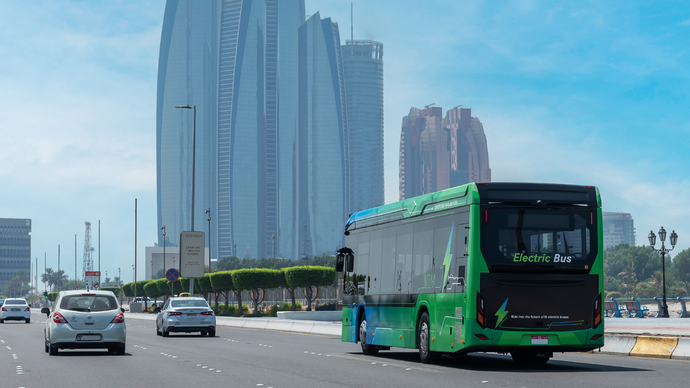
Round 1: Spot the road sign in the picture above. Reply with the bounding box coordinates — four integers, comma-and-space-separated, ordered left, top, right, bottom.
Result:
85, 271, 101, 290
179, 231, 205, 278
166, 268, 179, 282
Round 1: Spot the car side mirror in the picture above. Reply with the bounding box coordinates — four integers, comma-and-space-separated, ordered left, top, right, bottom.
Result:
41, 307, 50, 317
154, 307, 161, 313
121, 308, 125, 313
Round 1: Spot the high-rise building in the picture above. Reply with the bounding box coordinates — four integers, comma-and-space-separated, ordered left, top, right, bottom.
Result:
342, 40, 384, 214
445, 107, 491, 186
156, 0, 305, 261
399, 105, 490, 200
0, 218, 31, 293
294, 13, 349, 259
603, 212, 636, 249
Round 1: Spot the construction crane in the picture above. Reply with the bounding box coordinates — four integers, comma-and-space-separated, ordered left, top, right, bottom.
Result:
424, 103, 436, 109
83, 221, 95, 277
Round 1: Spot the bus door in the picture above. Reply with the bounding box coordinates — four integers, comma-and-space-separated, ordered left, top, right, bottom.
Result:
447, 211, 469, 347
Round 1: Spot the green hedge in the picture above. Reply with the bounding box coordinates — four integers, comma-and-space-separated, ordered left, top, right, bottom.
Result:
48, 292, 58, 302
122, 283, 133, 297
232, 268, 281, 291
101, 287, 121, 298
143, 280, 165, 299
284, 266, 335, 288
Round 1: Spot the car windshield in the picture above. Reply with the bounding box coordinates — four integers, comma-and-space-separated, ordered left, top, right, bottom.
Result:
60, 295, 118, 312
171, 299, 208, 308
5, 300, 27, 305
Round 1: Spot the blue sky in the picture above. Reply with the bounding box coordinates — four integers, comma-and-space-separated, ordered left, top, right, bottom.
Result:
1, 1, 689, 290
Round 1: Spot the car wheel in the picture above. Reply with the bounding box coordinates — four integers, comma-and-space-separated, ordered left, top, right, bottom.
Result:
162, 327, 169, 337
44, 341, 49, 353
156, 322, 162, 336
49, 344, 58, 356
116, 344, 126, 355
25, 318, 30, 324
0, 319, 4, 323
209, 330, 216, 337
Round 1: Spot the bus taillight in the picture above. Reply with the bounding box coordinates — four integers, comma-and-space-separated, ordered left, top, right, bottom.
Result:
477, 292, 486, 328
593, 293, 602, 328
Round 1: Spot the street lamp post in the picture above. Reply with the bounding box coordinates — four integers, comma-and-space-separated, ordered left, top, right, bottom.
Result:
648, 227, 678, 318
205, 208, 211, 272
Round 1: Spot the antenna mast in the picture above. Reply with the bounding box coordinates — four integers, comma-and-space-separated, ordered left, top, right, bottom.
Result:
83, 221, 94, 277
351, 2, 354, 54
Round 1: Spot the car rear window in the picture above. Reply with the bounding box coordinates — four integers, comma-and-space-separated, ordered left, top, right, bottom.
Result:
5, 300, 27, 305
60, 295, 118, 312
171, 299, 209, 308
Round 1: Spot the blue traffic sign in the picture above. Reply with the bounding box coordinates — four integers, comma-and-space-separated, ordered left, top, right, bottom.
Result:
166, 268, 179, 282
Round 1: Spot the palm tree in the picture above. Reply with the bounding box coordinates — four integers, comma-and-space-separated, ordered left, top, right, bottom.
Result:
41, 268, 55, 291
647, 270, 663, 297
618, 261, 637, 296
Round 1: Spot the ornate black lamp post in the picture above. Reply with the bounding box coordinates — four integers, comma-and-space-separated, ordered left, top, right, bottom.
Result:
648, 227, 678, 318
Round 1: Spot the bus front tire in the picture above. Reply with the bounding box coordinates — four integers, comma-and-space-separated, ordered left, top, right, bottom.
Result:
418, 312, 434, 364
359, 315, 379, 355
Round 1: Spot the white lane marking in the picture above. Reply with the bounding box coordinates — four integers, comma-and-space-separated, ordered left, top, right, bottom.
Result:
12, 354, 18, 360
1, 340, 4, 343
196, 364, 202, 367
6, 346, 12, 350
382, 364, 388, 367
406, 368, 412, 371
216, 370, 222, 373
202, 366, 208, 369
209, 368, 215, 371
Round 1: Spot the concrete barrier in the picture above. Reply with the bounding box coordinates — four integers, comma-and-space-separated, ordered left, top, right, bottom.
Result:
277, 311, 342, 321
597, 335, 637, 356
671, 337, 690, 360
630, 336, 678, 359
243, 319, 269, 330
310, 323, 341, 336
265, 320, 294, 332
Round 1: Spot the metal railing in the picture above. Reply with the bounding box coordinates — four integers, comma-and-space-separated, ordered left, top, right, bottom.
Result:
608, 297, 690, 318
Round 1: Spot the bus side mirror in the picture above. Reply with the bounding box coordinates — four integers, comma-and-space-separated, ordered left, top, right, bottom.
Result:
346, 253, 354, 272
336, 253, 345, 272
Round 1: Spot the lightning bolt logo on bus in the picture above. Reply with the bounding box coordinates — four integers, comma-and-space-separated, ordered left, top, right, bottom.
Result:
442, 223, 454, 291
495, 298, 509, 328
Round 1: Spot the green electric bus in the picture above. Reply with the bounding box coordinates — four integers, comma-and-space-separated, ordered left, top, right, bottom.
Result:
339, 182, 604, 364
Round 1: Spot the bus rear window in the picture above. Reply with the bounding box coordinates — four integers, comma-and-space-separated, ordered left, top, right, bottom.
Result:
481, 206, 597, 272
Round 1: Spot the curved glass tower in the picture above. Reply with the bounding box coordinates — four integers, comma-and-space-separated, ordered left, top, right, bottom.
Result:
157, 0, 306, 260
295, 13, 349, 259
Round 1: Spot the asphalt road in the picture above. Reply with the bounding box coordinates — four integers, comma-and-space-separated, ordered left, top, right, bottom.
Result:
2, 312, 690, 388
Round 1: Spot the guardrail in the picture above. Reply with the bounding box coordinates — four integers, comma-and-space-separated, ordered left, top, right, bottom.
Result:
609, 297, 690, 318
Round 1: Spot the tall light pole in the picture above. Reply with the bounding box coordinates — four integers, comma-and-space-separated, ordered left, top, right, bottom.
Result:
648, 227, 678, 318
58, 244, 61, 292
118, 267, 122, 305
205, 208, 211, 272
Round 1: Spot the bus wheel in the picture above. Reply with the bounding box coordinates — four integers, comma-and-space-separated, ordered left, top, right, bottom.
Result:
418, 312, 434, 364
359, 315, 379, 355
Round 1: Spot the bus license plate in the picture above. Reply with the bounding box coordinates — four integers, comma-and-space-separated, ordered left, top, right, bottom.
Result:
187, 314, 196, 319
531, 335, 548, 345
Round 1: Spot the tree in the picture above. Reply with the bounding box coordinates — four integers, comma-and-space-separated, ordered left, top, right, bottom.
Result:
209, 271, 235, 314
232, 269, 281, 314
618, 260, 637, 296
216, 256, 242, 271
152, 269, 166, 280
284, 266, 336, 311
279, 269, 297, 310
670, 249, 690, 284
143, 281, 165, 304
3, 270, 31, 298
41, 268, 55, 291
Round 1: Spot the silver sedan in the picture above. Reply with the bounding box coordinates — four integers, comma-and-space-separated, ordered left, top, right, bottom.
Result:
43, 290, 126, 355
156, 297, 216, 337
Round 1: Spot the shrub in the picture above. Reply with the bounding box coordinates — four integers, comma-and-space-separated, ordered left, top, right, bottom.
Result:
606, 291, 623, 299
101, 287, 121, 298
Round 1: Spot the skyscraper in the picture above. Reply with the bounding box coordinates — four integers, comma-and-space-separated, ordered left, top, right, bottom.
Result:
0, 218, 31, 293
156, 0, 305, 260
399, 105, 490, 200
603, 212, 636, 249
342, 40, 384, 214
294, 13, 349, 260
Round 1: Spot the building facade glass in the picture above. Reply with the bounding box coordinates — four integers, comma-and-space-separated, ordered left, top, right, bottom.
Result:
0, 218, 31, 293
157, 0, 305, 260
295, 13, 349, 259
603, 212, 636, 249
342, 40, 384, 214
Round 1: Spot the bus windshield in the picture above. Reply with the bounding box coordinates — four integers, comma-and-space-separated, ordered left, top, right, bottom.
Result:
481, 206, 597, 272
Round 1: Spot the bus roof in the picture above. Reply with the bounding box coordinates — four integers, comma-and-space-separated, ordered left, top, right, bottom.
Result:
345, 182, 600, 231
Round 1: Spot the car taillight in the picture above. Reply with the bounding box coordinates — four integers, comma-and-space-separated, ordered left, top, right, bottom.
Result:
53, 312, 68, 324
201, 311, 214, 316
110, 312, 125, 324
168, 311, 182, 316
1, 307, 6, 311
25, 307, 31, 312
